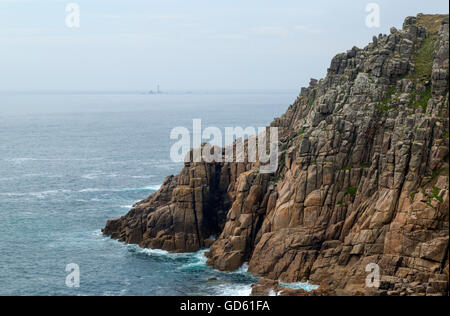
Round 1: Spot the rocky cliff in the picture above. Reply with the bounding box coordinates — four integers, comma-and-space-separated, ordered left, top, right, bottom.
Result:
103, 14, 449, 296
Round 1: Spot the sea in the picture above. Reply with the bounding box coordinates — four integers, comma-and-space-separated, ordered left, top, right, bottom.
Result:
0, 90, 318, 296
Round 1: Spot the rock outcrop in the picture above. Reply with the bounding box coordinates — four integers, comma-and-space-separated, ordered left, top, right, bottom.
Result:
102, 145, 259, 252
103, 14, 449, 296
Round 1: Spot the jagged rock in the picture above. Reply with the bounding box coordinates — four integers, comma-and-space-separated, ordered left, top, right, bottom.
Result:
103, 14, 449, 296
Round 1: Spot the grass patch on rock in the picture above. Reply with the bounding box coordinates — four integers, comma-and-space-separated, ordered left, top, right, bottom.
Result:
409, 85, 432, 111
377, 86, 396, 111
409, 35, 435, 83
432, 186, 444, 203
344, 186, 358, 196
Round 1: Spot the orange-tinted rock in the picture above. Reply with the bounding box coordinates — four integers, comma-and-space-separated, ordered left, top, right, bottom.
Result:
104, 14, 450, 296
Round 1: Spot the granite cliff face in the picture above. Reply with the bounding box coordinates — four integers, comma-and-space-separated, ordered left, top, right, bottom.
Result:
103, 14, 449, 296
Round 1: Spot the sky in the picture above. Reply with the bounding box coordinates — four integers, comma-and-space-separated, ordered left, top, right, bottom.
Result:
0, 0, 448, 91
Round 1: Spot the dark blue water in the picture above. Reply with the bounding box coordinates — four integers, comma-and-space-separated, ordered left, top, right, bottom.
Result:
0, 91, 295, 296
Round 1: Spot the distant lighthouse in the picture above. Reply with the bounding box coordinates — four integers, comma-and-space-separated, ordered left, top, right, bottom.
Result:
148, 84, 163, 95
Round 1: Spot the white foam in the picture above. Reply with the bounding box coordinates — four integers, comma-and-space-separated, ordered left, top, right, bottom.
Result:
279, 281, 319, 292
81, 172, 119, 180
5, 157, 34, 163
0, 189, 71, 198
0, 173, 62, 180
32, 190, 71, 199
131, 175, 155, 179
218, 262, 249, 275
78, 188, 105, 193
4, 157, 104, 163
144, 185, 161, 191
178, 249, 208, 270
213, 283, 253, 296
78, 185, 161, 193
234, 262, 249, 274
133, 247, 209, 270
81, 174, 98, 180
98, 240, 254, 296
138, 248, 171, 256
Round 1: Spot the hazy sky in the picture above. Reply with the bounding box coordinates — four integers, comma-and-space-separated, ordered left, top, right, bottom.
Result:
0, 0, 448, 91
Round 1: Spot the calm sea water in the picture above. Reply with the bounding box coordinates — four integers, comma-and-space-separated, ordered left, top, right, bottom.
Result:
0, 91, 299, 296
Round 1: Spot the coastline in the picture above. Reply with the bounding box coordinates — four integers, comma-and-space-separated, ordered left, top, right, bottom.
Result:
103, 14, 450, 296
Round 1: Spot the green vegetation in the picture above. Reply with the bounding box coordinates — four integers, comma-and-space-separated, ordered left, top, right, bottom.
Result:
432, 186, 443, 203
274, 175, 283, 183
376, 86, 396, 111
409, 35, 435, 82
410, 192, 417, 199
307, 97, 316, 107
345, 186, 358, 196
382, 87, 396, 105
360, 162, 371, 169
404, 21, 439, 111
298, 129, 306, 136
409, 85, 432, 111
432, 168, 448, 180
376, 104, 391, 111
337, 201, 344, 206
341, 166, 352, 171
416, 14, 448, 35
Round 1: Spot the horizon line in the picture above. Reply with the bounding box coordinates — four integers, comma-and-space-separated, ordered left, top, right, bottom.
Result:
0, 88, 300, 95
